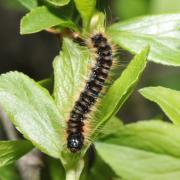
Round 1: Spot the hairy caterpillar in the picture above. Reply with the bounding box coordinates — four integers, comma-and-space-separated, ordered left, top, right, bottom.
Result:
67, 33, 114, 153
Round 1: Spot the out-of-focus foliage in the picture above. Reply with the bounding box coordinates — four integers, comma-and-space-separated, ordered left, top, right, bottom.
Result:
17, 0, 38, 10
150, 0, 180, 14
0, 165, 20, 180
47, 157, 65, 180
114, 0, 150, 20
0, 140, 32, 168
114, 0, 180, 20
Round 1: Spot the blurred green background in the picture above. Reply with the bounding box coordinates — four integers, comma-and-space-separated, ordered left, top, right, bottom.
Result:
0, 0, 179, 124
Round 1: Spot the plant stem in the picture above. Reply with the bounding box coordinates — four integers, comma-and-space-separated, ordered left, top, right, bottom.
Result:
66, 168, 76, 180
65, 159, 84, 180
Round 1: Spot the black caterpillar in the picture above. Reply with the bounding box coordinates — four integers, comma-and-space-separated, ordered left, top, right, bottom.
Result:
67, 33, 113, 153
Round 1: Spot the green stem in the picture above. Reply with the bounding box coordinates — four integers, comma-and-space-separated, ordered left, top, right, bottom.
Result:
66, 169, 76, 180
65, 159, 84, 180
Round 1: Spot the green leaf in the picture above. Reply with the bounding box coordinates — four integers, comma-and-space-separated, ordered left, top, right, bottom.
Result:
96, 121, 180, 179
114, 0, 149, 20
46, 0, 70, 6
89, 12, 105, 33
0, 165, 20, 180
81, 153, 117, 180
91, 46, 149, 138
139, 86, 180, 125
47, 157, 65, 180
20, 6, 77, 34
74, 0, 96, 30
96, 143, 180, 180
0, 140, 32, 168
53, 38, 91, 123
100, 120, 180, 158
0, 72, 65, 158
150, 0, 180, 14
38, 78, 53, 93
108, 14, 180, 66
99, 116, 123, 138
17, 0, 38, 10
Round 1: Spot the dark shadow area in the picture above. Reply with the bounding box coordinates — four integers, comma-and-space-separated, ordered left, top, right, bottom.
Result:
0, 3, 59, 81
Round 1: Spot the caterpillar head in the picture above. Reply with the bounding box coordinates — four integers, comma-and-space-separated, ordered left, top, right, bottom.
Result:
67, 133, 84, 153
